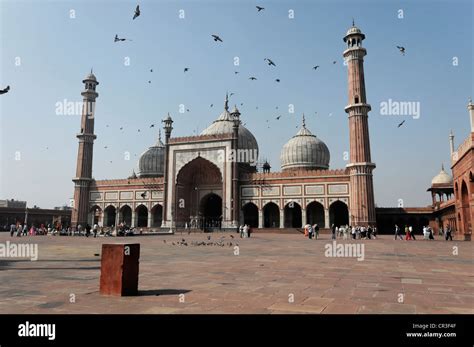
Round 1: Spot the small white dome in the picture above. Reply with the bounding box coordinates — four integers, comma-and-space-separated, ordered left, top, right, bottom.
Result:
431, 165, 453, 185
280, 116, 330, 171
137, 134, 165, 178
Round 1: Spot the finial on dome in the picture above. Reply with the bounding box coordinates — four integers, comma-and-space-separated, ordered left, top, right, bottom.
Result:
441, 163, 444, 171
302, 113, 306, 128
352, 18, 355, 26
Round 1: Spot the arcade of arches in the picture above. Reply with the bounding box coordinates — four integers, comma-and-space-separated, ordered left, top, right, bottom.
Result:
242, 200, 349, 229
88, 204, 163, 228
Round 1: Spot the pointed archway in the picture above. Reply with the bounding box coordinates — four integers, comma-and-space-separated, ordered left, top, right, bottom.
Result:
284, 202, 302, 228
329, 200, 349, 227
242, 202, 258, 227
175, 156, 223, 228
306, 201, 325, 227
263, 202, 280, 228
199, 193, 222, 229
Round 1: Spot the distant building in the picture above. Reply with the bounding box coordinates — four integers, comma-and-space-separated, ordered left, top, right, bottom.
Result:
0, 199, 27, 208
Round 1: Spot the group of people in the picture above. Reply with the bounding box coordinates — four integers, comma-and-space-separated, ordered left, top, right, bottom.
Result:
238, 224, 251, 238
394, 225, 417, 240
9, 223, 49, 237
303, 224, 377, 240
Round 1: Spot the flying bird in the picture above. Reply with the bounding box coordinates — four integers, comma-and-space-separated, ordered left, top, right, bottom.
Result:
150, 69, 153, 72
0, 85, 10, 95
119, 127, 123, 130
264, 58, 276, 66
150, 124, 155, 128
332, 61, 337, 64
397, 120, 406, 128
249, 77, 257, 80
313, 65, 320, 70
211, 34, 223, 42
256, 6, 265, 12
133, 5, 140, 20
396, 46, 406, 55
104, 146, 108, 149
184, 67, 189, 72
276, 115, 281, 120
148, 80, 151, 84
210, 104, 213, 107
141, 192, 147, 198
138, 129, 141, 132
275, 79, 280, 82
234, 71, 239, 74
114, 34, 127, 42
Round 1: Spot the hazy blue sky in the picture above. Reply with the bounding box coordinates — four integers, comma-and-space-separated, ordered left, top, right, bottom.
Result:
0, 0, 472, 209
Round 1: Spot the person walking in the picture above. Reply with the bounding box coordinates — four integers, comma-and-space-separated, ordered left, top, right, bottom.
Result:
10, 223, 16, 237
243, 224, 249, 238
308, 224, 313, 240
85, 224, 91, 237
331, 224, 336, 240
404, 225, 411, 240
445, 226, 453, 241
93, 223, 98, 238
313, 224, 319, 240
239, 225, 243, 238
409, 225, 416, 240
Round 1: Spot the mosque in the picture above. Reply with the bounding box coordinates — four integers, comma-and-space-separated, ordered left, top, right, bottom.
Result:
70, 24, 473, 239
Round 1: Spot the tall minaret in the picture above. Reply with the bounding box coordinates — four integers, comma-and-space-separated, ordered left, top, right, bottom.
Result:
343, 23, 376, 226
71, 71, 99, 227
449, 130, 455, 155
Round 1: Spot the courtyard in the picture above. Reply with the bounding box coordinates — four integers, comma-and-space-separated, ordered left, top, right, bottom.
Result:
0, 232, 472, 314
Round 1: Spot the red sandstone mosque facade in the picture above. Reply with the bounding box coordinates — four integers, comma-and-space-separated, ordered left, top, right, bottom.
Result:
70, 25, 473, 239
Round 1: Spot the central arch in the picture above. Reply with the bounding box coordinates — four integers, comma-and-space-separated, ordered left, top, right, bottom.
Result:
199, 193, 222, 228
329, 200, 349, 227
176, 157, 223, 228
119, 205, 132, 226
306, 201, 325, 227
263, 202, 280, 228
242, 202, 258, 227
104, 205, 116, 227
284, 202, 302, 228
135, 205, 148, 228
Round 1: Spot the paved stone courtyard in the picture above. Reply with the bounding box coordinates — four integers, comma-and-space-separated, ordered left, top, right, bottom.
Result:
0, 232, 472, 314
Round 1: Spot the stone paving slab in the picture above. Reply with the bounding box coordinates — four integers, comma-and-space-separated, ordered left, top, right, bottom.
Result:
0, 233, 472, 314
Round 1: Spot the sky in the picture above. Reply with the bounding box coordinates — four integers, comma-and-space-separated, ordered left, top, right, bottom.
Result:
0, 0, 472, 209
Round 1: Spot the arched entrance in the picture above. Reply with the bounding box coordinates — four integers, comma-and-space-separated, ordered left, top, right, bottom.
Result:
242, 202, 258, 227
199, 193, 222, 229
135, 205, 148, 227
119, 205, 132, 226
151, 204, 163, 227
176, 157, 223, 228
263, 202, 280, 228
329, 201, 349, 227
306, 201, 325, 227
284, 202, 302, 228
461, 180, 471, 234
104, 205, 116, 227
90, 205, 102, 225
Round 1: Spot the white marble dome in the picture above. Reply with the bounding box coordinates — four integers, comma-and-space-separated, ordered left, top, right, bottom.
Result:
431, 165, 453, 185
201, 100, 259, 165
280, 117, 330, 171
136, 134, 165, 178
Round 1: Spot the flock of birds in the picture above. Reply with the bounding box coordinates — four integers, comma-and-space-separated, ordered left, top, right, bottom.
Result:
0, 4, 411, 160
163, 234, 237, 248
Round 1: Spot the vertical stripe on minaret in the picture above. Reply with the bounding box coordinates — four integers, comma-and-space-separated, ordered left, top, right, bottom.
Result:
343, 24, 376, 226
71, 72, 99, 228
